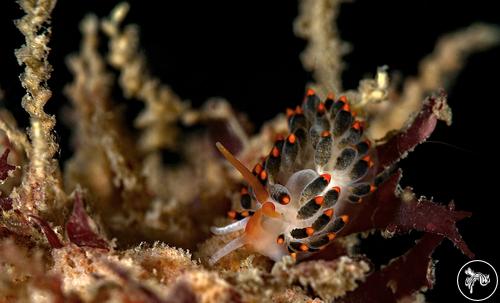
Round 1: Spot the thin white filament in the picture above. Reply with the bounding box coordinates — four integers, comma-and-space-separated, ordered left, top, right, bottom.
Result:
209, 236, 245, 265
210, 217, 250, 235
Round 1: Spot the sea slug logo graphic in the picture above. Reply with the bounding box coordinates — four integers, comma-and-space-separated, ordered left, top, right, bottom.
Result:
465, 267, 490, 294
457, 260, 498, 301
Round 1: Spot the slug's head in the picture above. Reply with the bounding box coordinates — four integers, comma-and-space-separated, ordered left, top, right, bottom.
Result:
244, 201, 288, 261
209, 143, 289, 264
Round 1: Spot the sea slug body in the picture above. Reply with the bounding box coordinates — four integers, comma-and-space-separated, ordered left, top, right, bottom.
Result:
210, 89, 384, 265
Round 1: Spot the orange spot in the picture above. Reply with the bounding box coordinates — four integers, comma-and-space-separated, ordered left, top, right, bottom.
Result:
370, 184, 377, 192
240, 187, 248, 195
332, 186, 341, 193
352, 121, 361, 131
321, 130, 331, 138
321, 173, 331, 183
317, 102, 326, 114
271, 146, 280, 158
327, 232, 336, 240
338, 95, 348, 102
286, 108, 295, 118
362, 155, 374, 167
327, 92, 335, 100
259, 170, 268, 181
290, 252, 297, 260
300, 244, 309, 251
277, 235, 285, 245
228, 210, 236, 219
341, 102, 351, 112
241, 211, 250, 217
306, 88, 315, 96
287, 133, 296, 144
253, 163, 263, 175
314, 196, 324, 205
295, 105, 303, 115
280, 194, 291, 205
306, 227, 315, 236
323, 209, 334, 218
341, 215, 349, 224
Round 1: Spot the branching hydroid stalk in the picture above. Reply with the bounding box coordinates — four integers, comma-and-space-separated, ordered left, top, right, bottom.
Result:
15, 0, 64, 212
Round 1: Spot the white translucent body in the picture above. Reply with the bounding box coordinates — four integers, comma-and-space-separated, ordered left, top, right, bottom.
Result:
208, 167, 353, 264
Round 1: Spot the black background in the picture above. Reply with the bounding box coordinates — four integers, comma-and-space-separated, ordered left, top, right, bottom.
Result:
1, 1, 499, 301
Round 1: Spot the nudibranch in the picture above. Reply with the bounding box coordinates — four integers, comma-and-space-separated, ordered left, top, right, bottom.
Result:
210, 89, 386, 265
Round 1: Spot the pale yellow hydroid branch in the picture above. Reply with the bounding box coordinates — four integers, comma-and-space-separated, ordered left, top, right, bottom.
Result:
295, 0, 346, 96
367, 23, 500, 140
14, 0, 64, 211
101, 2, 187, 152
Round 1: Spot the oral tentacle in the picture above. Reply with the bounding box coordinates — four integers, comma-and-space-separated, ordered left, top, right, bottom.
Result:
216, 142, 269, 202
